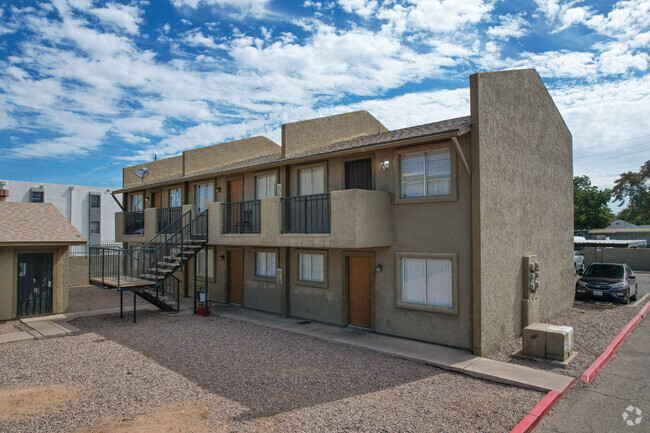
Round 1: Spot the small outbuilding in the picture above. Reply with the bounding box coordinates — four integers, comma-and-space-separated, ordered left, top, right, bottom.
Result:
0, 202, 86, 320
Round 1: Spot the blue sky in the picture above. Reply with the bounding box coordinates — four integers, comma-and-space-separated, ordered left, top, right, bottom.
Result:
0, 0, 649, 210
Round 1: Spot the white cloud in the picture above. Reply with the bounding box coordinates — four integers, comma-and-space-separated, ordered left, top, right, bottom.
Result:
487, 13, 529, 40
517, 50, 598, 78
88, 3, 143, 35
338, 0, 378, 19
184, 30, 219, 48
599, 49, 648, 75
170, 0, 270, 17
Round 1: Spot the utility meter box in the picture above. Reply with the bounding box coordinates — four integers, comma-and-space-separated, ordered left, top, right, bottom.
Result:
522, 323, 551, 358
546, 325, 573, 361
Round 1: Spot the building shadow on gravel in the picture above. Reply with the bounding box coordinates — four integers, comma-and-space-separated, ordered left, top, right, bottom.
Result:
74, 310, 443, 420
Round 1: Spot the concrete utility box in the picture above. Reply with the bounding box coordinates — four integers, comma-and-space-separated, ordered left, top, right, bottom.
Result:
546, 325, 573, 362
522, 322, 551, 358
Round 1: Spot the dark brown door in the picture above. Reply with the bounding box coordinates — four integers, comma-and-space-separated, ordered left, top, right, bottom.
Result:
227, 250, 243, 304
228, 179, 243, 202
348, 256, 372, 328
345, 158, 373, 190
151, 192, 160, 208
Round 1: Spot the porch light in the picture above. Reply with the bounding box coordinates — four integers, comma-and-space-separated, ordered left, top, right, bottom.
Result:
375, 264, 383, 273
380, 160, 390, 170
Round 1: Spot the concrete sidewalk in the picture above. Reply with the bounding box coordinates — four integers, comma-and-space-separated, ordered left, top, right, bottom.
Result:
0, 304, 159, 344
216, 306, 574, 393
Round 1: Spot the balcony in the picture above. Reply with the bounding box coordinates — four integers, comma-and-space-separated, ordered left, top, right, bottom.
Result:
123, 211, 144, 235
116, 205, 195, 244
222, 200, 261, 234
157, 206, 182, 233
208, 189, 393, 249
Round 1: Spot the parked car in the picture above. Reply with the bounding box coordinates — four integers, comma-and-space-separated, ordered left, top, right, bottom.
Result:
574, 251, 585, 275
575, 263, 638, 304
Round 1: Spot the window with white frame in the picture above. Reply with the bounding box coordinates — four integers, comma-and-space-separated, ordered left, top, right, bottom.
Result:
131, 193, 143, 211
90, 194, 101, 208
255, 251, 277, 278
299, 253, 324, 282
400, 148, 451, 198
169, 188, 182, 208
298, 166, 325, 196
30, 190, 44, 203
90, 221, 100, 234
255, 173, 276, 200
401, 257, 452, 308
197, 248, 214, 279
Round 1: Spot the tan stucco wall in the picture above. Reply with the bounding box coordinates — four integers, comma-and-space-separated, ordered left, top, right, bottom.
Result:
282, 111, 388, 158
0, 246, 69, 321
184, 137, 281, 175
68, 256, 89, 286
470, 69, 574, 356
123, 155, 183, 188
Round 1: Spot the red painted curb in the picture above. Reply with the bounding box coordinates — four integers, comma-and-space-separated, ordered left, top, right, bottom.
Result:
509, 383, 572, 433
639, 301, 650, 318
580, 313, 643, 383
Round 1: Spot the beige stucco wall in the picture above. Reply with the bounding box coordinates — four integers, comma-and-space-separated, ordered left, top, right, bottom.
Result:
184, 137, 281, 175
0, 246, 69, 321
123, 156, 183, 188
68, 256, 89, 286
282, 111, 388, 158
470, 69, 574, 356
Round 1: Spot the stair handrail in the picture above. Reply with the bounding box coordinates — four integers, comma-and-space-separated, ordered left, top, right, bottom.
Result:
141, 210, 192, 249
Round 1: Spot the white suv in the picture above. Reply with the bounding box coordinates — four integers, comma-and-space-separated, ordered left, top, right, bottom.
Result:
574, 251, 585, 275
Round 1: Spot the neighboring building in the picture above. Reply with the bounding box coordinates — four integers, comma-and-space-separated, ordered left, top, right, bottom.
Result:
109, 69, 574, 356
0, 202, 86, 320
589, 220, 650, 243
0, 180, 121, 244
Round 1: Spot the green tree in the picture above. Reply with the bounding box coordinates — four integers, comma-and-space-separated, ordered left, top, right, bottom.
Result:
612, 160, 650, 225
574, 175, 614, 230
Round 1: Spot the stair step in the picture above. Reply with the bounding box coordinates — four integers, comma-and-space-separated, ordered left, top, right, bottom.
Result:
140, 273, 165, 280
148, 268, 173, 273
158, 261, 180, 267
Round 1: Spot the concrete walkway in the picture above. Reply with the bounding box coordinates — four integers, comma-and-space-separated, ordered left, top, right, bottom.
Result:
536, 315, 650, 432
0, 304, 158, 344
216, 306, 574, 393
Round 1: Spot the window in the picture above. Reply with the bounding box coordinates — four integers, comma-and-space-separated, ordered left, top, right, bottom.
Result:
131, 193, 143, 211
195, 183, 213, 212
197, 248, 214, 279
255, 251, 277, 278
90, 221, 100, 234
30, 190, 44, 203
401, 257, 452, 308
299, 253, 324, 282
400, 148, 451, 198
299, 166, 325, 195
169, 188, 182, 208
90, 194, 101, 208
255, 173, 276, 200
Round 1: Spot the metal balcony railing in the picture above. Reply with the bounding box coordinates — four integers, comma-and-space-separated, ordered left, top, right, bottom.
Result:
282, 193, 330, 234
221, 200, 261, 234
123, 211, 144, 235
157, 207, 182, 233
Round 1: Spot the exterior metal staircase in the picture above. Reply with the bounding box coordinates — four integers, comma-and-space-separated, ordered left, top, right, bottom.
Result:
89, 210, 208, 319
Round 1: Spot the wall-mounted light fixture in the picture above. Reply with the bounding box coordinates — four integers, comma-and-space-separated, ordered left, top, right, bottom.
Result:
145, 196, 150, 202
216, 186, 221, 193
375, 264, 383, 273
218, 255, 225, 261
380, 161, 390, 170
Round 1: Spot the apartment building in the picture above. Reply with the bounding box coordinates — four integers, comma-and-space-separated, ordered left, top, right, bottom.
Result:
110, 69, 574, 355
0, 180, 121, 245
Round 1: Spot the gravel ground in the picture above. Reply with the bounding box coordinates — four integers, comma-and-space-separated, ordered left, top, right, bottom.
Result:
0, 320, 32, 335
490, 299, 648, 379
66, 285, 147, 313
0, 310, 543, 432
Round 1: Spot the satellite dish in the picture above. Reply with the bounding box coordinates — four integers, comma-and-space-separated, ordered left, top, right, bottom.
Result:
134, 167, 149, 182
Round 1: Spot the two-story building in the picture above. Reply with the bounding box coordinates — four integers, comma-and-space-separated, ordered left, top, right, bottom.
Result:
111, 69, 574, 356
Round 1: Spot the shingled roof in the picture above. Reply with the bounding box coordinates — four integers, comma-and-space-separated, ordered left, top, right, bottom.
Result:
114, 115, 471, 193
0, 203, 86, 245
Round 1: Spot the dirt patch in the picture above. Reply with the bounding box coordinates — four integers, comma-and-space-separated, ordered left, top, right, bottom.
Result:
0, 384, 78, 419
74, 403, 212, 433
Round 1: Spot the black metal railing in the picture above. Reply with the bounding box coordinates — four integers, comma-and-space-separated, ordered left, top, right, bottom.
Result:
123, 211, 144, 235
69, 241, 123, 257
282, 193, 330, 234
157, 207, 182, 233
222, 200, 261, 234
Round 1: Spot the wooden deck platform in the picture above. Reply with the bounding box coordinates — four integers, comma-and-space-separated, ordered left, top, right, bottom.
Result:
90, 276, 155, 288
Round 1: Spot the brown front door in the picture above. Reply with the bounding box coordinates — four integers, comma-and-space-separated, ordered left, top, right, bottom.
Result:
227, 249, 243, 304
228, 179, 243, 202
348, 256, 372, 328
151, 192, 160, 208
